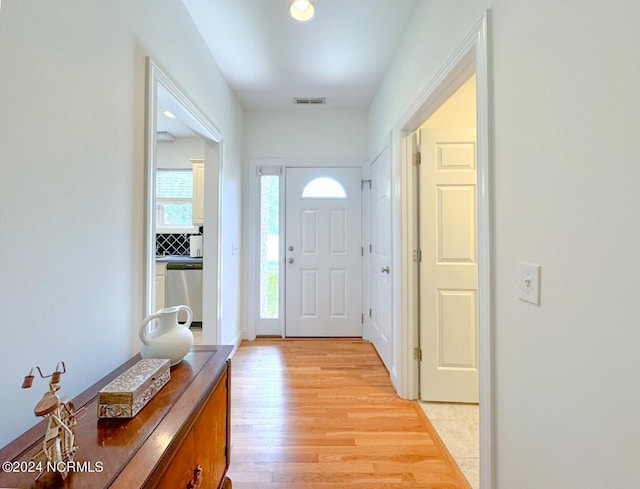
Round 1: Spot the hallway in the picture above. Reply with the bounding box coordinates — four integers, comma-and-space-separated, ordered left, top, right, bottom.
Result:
227, 339, 471, 488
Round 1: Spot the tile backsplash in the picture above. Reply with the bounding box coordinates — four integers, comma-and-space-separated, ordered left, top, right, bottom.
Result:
156, 231, 202, 256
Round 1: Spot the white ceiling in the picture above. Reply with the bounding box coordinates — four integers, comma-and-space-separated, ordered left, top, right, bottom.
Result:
181, 0, 419, 110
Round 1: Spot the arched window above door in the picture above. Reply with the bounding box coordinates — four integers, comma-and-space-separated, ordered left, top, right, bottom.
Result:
301, 177, 348, 199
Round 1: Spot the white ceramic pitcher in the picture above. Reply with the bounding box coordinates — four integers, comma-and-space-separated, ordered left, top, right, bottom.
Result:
139, 305, 193, 366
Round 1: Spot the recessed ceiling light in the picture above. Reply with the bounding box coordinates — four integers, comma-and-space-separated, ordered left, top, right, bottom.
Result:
290, 0, 315, 22
164, 110, 176, 119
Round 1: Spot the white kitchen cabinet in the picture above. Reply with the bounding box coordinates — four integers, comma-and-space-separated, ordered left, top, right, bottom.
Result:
192, 159, 205, 226
156, 262, 167, 310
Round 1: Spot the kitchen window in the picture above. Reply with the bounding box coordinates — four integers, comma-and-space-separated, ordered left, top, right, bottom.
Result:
156, 169, 198, 233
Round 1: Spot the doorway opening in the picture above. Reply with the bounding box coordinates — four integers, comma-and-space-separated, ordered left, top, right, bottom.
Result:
414, 73, 479, 488
144, 58, 224, 345
393, 14, 491, 489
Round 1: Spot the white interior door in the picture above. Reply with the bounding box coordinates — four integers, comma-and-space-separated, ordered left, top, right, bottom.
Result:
285, 167, 362, 337
419, 128, 479, 403
370, 148, 393, 370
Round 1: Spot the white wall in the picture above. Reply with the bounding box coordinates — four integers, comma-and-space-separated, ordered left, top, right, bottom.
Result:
157, 137, 205, 169
245, 108, 368, 160
0, 0, 243, 447
219, 134, 243, 346
370, 1, 640, 487
422, 75, 476, 129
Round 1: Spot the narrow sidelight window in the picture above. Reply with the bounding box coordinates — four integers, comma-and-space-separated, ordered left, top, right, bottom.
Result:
259, 175, 280, 319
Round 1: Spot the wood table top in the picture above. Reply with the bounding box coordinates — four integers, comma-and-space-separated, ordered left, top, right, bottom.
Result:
0, 345, 232, 489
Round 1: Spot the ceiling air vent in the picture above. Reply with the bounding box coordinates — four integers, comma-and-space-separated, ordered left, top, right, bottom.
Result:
294, 97, 326, 105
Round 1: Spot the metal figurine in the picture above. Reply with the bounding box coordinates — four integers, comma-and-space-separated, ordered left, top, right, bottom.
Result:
21, 362, 83, 480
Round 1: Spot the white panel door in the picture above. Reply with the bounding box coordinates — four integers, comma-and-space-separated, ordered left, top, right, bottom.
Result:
285, 167, 362, 337
370, 147, 393, 371
420, 128, 479, 403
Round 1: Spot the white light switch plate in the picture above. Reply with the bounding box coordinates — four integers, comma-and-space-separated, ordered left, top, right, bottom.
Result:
518, 263, 541, 305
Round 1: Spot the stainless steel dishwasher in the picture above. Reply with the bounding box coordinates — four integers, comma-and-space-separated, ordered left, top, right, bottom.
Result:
166, 260, 203, 326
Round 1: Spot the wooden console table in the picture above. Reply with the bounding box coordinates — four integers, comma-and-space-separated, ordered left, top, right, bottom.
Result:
0, 345, 233, 488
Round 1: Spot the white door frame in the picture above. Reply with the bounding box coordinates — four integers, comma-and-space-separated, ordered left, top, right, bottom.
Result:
392, 13, 492, 488
246, 158, 365, 340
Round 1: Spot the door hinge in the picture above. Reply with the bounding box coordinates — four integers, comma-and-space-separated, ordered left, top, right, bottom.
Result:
413, 347, 422, 361
361, 246, 364, 257
413, 249, 422, 262
412, 152, 421, 166
369, 308, 372, 318
361, 179, 371, 189
369, 244, 372, 253
361, 313, 364, 324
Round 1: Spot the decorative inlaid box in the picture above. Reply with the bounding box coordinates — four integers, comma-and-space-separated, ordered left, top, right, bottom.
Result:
97, 359, 170, 418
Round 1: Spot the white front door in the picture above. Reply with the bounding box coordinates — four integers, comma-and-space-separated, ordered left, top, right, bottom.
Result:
370, 148, 393, 370
419, 128, 479, 403
285, 167, 362, 337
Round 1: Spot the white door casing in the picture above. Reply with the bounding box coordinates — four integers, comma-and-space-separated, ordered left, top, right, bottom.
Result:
419, 128, 479, 403
285, 167, 362, 337
370, 147, 393, 371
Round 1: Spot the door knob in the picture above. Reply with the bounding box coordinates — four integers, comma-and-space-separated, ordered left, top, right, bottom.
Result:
288, 246, 294, 251
381, 266, 390, 274
288, 258, 294, 264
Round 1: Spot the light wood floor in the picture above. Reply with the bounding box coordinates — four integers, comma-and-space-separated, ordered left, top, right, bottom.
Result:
227, 339, 471, 489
